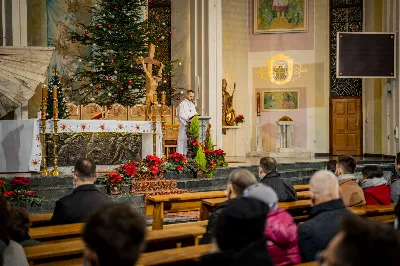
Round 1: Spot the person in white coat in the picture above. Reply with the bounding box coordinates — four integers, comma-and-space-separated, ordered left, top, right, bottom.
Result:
177, 90, 197, 155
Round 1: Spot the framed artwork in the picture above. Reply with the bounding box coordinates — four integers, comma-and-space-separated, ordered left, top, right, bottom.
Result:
262, 91, 299, 111
254, 0, 308, 34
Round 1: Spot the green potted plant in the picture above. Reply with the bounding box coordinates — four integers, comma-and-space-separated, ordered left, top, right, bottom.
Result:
193, 144, 207, 178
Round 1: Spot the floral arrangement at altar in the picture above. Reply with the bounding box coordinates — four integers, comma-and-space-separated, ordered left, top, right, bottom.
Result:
166, 152, 188, 173
0, 177, 41, 207
235, 114, 245, 125
105, 172, 124, 195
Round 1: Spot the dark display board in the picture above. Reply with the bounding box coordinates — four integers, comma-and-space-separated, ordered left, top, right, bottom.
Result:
337, 33, 396, 78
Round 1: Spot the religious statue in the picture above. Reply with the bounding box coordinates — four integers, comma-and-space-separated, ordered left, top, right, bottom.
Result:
136, 43, 164, 105
222, 79, 236, 127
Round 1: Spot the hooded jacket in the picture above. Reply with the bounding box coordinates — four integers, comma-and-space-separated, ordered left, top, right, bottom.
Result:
363, 185, 391, 205
264, 209, 301, 266
198, 197, 273, 266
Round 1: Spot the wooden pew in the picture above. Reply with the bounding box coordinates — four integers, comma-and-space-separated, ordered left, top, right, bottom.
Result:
147, 191, 227, 230
35, 244, 214, 266
25, 226, 206, 264
296, 262, 317, 266
293, 184, 310, 192
200, 198, 313, 221
30, 213, 53, 228
29, 220, 209, 242
138, 244, 212, 266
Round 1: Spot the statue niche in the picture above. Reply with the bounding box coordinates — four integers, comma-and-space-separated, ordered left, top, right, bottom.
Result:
222, 79, 236, 128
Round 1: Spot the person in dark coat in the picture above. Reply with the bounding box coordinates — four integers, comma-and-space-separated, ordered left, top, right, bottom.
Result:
198, 197, 274, 266
51, 159, 111, 225
298, 170, 354, 262
258, 157, 297, 202
319, 215, 400, 266
200, 169, 257, 244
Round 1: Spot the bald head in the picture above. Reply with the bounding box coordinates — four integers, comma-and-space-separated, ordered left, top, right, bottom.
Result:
309, 170, 340, 204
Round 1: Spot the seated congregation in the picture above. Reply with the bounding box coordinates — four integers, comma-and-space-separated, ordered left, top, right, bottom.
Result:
1, 155, 400, 266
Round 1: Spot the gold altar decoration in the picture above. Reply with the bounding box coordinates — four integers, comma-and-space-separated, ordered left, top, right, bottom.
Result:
51, 86, 61, 176
255, 54, 307, 85
256, 92, 261, 116
222, 79, 236, 135
40, 84, 49, 176
279, 116, 293, 121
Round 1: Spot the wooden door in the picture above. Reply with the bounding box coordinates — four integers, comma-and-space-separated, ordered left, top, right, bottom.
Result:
331, 98, 362, 155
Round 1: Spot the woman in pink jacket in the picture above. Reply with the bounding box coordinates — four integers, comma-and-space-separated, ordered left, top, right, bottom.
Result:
243, 183, 302, 265
264, 208, 302, 265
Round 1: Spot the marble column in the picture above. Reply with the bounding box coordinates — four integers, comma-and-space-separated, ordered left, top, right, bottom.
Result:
189, 0, 222, 148
171, 0, 191, 90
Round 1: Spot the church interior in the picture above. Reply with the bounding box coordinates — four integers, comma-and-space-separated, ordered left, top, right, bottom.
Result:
0, 0, 400, 265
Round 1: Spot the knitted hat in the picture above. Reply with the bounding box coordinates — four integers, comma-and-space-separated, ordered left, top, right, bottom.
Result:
243, 183, 279, 210
215, 197, 269, 251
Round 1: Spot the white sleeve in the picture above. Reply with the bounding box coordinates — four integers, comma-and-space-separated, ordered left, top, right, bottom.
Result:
178, 102, 191, 124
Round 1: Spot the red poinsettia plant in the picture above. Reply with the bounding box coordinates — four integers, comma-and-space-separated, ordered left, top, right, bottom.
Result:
235, 114, 245, 125
141, 155, 166, 176
105, 172, 124, 190
166, 152, 188, 173
117, 161, 138, 181
0, 177, 40, 207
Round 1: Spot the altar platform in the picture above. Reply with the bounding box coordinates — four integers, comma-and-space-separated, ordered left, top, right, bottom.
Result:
0, 119, 162, 173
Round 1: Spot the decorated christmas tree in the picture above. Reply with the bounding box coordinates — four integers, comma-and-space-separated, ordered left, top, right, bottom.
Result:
69, 0, 175, 106
46, 75, 69, 119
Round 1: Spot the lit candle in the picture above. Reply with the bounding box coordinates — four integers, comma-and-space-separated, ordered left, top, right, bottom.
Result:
42, 85, 47, 100
153, 93, 158, 103
161, 92, 166, 103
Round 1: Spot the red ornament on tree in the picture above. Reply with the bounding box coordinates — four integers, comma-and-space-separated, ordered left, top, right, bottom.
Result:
95, 24, 99, 28
111, 97, 115, 101
169, 31, 173, 35
101, 84, 105, 87
71, 40, 76, 43
108, 25, 112, 29
157, 34, 161, 38
95, 91, 99, 95
171, 91, 174, 95
79, 77, 83, 81
95, 85, 100, 89
128, 79, 133, 84
130, 96, 133, 100
129, 51, 134, 55
88, 9, 92, 13
108, 106, 112, 110
69, 94, 73, 97
85, 30, 89, 34
177, 97, 180, 100
66, 85, 70, 88
108, 76, 112, 80
120, 87, 124, 91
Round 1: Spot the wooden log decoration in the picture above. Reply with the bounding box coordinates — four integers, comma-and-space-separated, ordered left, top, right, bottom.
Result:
40, 84, 49, 176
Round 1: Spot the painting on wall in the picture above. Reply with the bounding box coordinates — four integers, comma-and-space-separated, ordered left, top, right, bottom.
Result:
262, 91, 299, 111
254, 0, 308, 34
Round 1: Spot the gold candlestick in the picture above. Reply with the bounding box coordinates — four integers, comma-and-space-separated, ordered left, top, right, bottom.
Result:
161, 92, 166, 157
51, 86, 61, 176
151, 101, 157, 156
40, 84, 49, 176
153, 93, 158, 104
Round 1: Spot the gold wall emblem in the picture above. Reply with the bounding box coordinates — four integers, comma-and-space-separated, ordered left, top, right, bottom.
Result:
256, 54, 307, 85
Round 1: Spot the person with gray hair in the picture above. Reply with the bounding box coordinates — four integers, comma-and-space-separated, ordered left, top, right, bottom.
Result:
298, 170, 354, 262
200, 169, 257, 244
